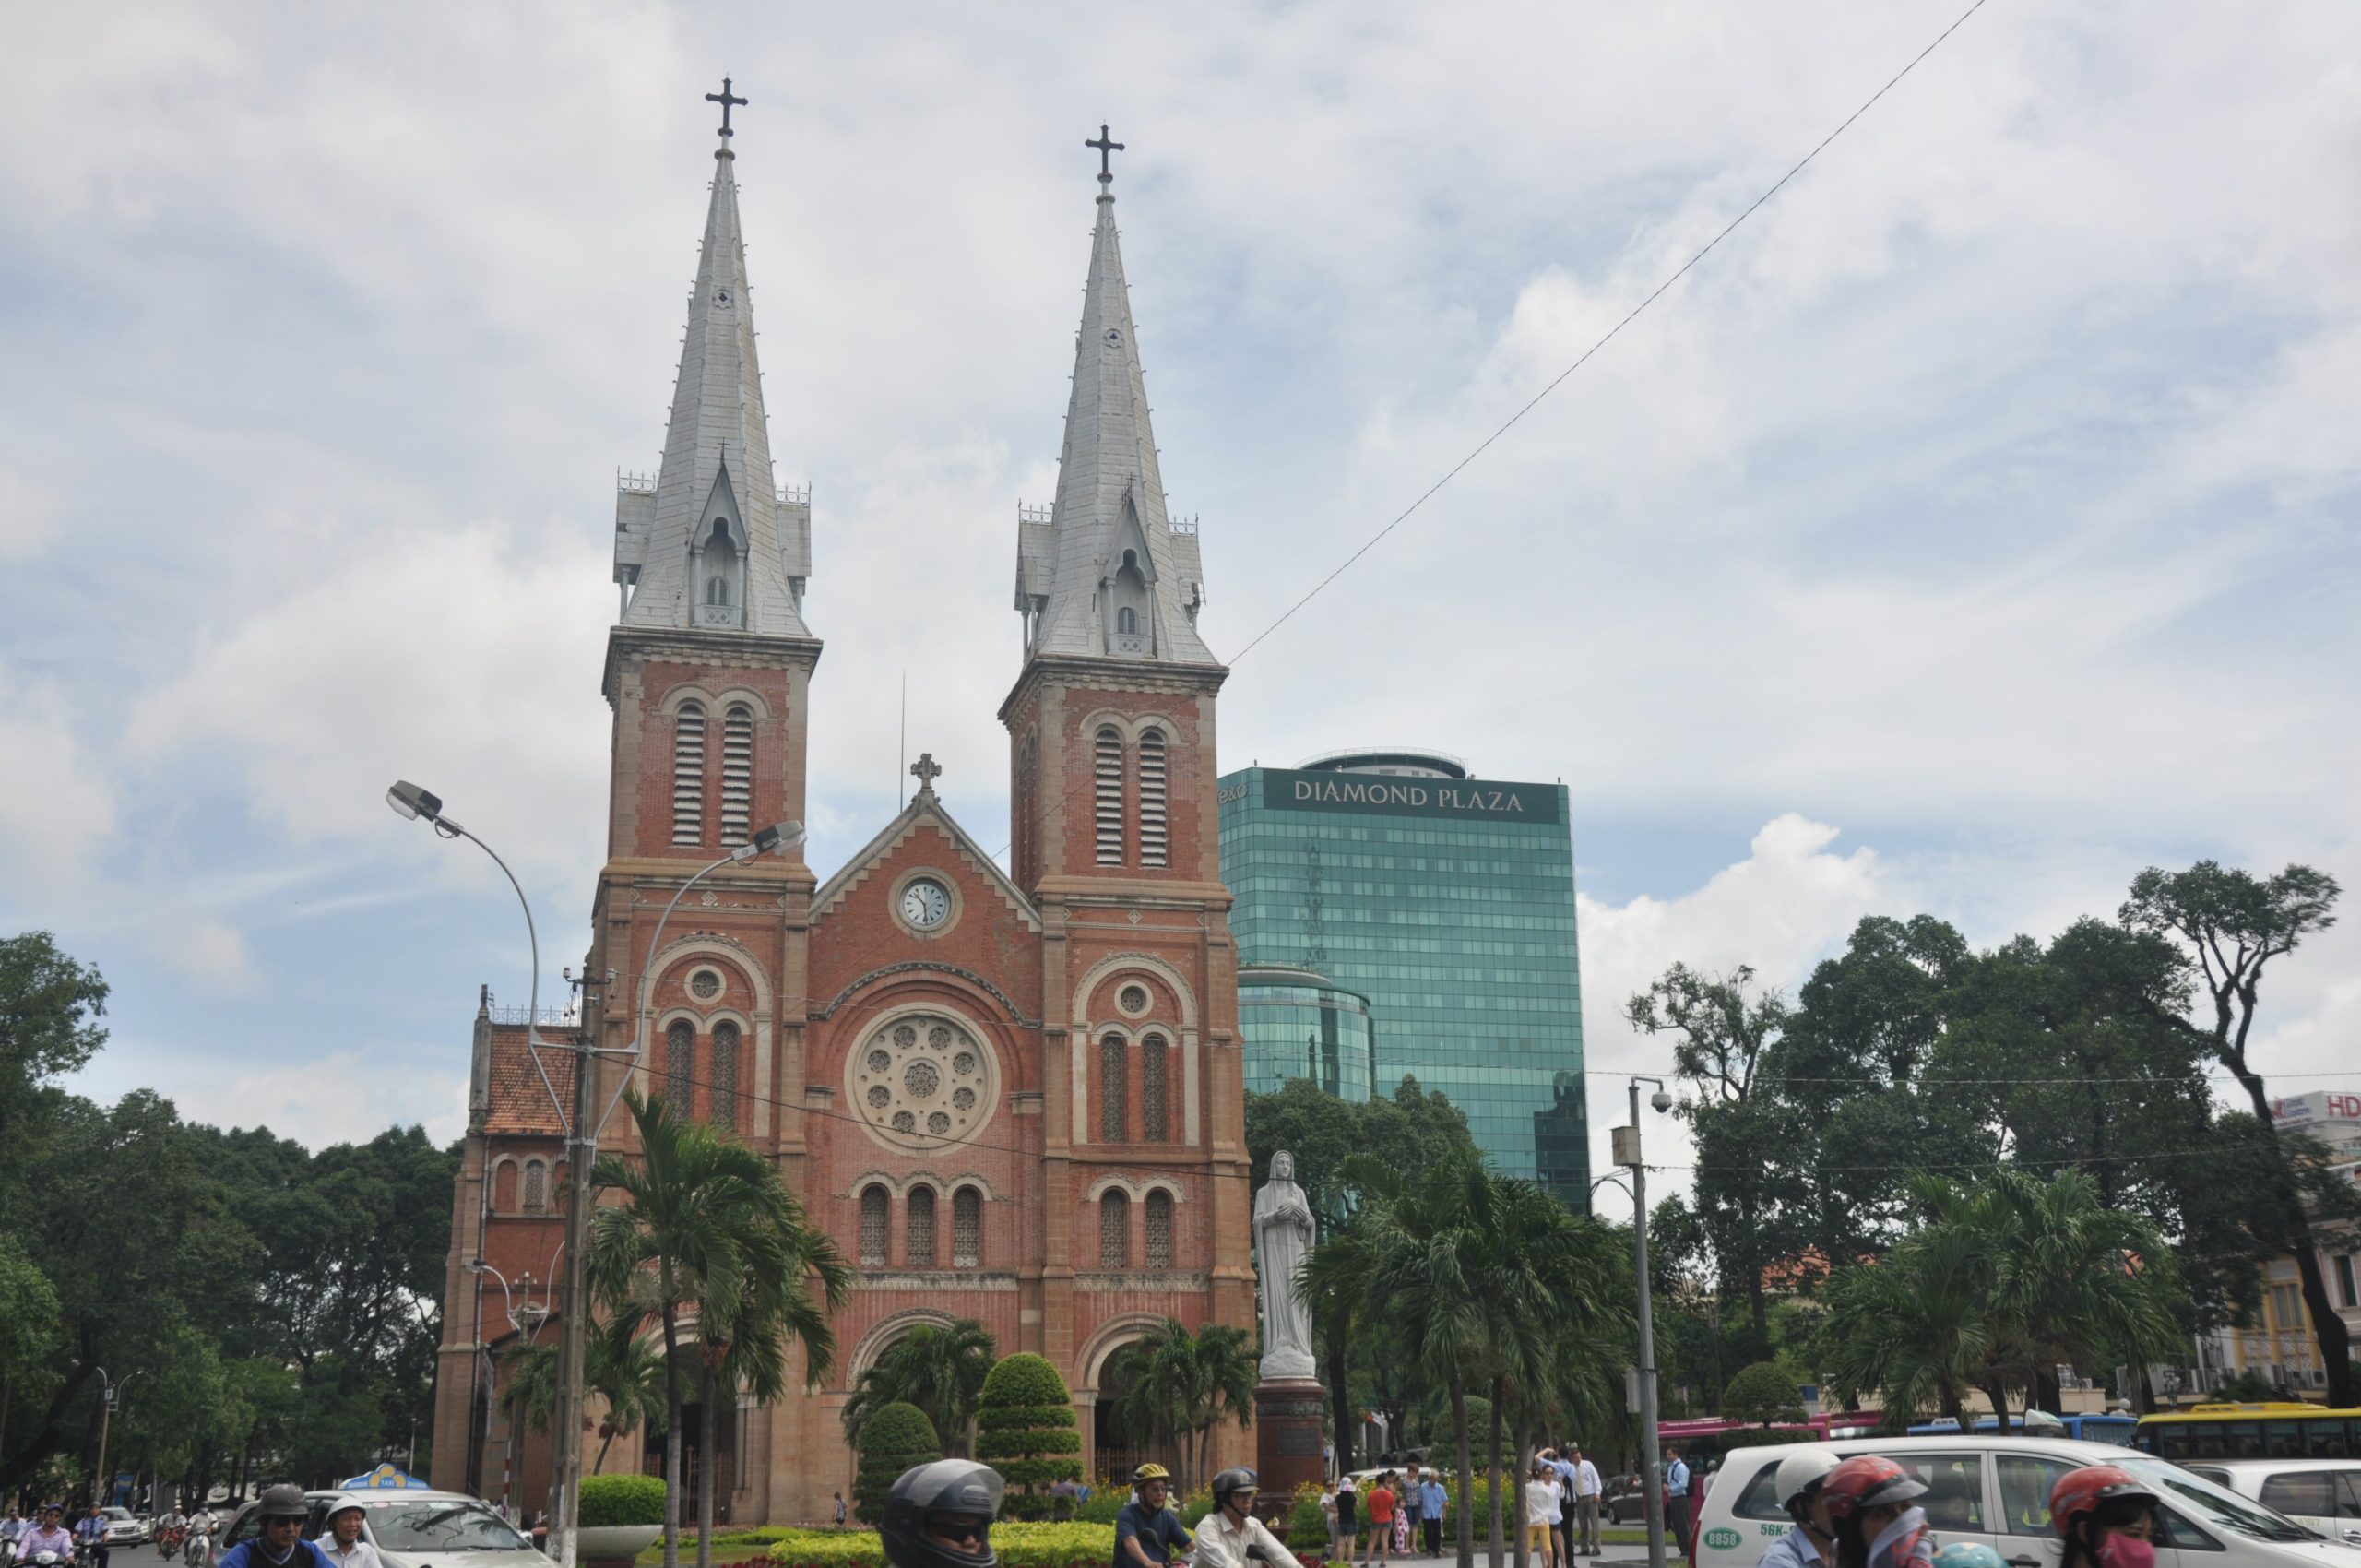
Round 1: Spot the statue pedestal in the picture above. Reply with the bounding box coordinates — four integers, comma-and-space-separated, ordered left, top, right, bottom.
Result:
1254, 1376, 1327, 1517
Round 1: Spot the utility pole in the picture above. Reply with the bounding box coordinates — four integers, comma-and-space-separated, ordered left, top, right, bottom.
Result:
1617, 1079, 1671, 1568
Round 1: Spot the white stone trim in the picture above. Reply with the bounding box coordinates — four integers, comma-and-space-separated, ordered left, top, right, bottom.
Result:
1069, 952, 1198, 1032
1080, 1173, 1189, 1204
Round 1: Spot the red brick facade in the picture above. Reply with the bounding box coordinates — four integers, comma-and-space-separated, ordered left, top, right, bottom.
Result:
431, 617, 1251, 1523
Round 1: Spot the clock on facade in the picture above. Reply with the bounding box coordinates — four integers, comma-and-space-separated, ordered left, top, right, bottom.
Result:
899, 877, 952, 931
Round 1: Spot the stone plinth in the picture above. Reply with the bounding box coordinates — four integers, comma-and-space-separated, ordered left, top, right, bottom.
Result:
1254, 1377, 1327, 1517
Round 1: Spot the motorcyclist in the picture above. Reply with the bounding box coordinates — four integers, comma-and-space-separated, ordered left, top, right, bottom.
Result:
2047, 1466, 2163, 1568
212, 1488, 327, 1568
1115, 1465, 1192, 1568
880, 1460, 1003, 1568
1821, 1456, 1932, 1568
1193, 1469, 1300, 1568
1757, 1445, 1843, 1568
14, 1507, 75, 1565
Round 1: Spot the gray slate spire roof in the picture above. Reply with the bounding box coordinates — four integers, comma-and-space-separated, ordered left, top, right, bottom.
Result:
613, 137, 813, 638
1014, 171, 1213, 665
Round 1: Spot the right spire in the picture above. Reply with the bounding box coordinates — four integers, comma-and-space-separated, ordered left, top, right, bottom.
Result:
1014, 129, 1214, 665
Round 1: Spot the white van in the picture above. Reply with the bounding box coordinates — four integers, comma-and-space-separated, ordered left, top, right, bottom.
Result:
1694, 1435, 2361, 1568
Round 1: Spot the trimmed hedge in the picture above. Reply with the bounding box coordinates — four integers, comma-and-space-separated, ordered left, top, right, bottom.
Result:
855, 1402, 942, 1525
581, 1473, 667, 1527
769, 1523, 1111, 1568
975, 1355, 1083, 1516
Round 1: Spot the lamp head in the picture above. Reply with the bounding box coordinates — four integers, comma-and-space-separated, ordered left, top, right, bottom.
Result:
386, 780, 444, 824
737, 819, 807, 860
1650, 1088, 1675, 1114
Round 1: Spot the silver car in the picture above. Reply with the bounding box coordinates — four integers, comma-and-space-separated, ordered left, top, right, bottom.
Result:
213, 1492, 542, 1568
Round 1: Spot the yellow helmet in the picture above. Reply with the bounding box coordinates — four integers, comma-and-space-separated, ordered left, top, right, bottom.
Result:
1133, 1464, 1172, 1484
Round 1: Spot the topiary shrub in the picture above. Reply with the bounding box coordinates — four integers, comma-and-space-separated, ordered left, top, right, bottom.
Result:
580, 1473, 667, 1527
975, 1353, 1083, 1520
855, 1402, 943, 1525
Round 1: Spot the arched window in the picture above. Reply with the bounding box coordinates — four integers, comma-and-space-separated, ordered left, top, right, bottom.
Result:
953, 1186, 982, 1267
1145, 1189, 1173, 1269
1099, 1190, 1130, 1268
858, 1185, 889, 1267
1137, 728, 1168, 868
706, 575, 730, 606
710, 1020, 740, 1131
703, 517, 740, 616
492, 1160, 518, 1213
671, 701, 706, 845
1094, 727, 1124, 864
1141, 1035, 1169, 1143
1116, 606, 1138, 635
907, 1186, 938, 1267
665, 1018, 694, 1112
522, 1160, 548, 1215
1099, 1035, 1128, 1143
719, 704, 753, 846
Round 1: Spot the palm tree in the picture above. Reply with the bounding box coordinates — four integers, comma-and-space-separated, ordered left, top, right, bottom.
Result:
1107, 1319, 1258, 1492
841, 1320, 997, 1457
500, 1321, 669, 1472
1821, 1222, 1987, 1427
589, 1091, 852, 1568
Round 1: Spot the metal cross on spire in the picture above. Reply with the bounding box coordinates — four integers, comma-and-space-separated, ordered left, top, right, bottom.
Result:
910, 753, 943, 792
706, 77, 748, 139
1086, 123, 1125, 184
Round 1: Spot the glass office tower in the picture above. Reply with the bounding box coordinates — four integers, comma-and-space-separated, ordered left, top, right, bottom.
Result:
1237, 964, 1378, 1101
1217, 749, 1590, 1206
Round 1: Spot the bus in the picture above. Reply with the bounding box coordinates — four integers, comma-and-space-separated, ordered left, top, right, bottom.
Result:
2133, 1402, 2361, 1460
1658, 1410, 1887, 1458
1907, 1415, 2137, 1444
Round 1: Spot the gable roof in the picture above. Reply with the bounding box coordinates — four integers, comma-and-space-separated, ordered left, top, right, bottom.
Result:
811, 787, 1042, 932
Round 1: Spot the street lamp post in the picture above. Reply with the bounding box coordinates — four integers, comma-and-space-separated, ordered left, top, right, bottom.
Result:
91, 1367, 140, 1512
1615, 1076, 1674, 1568
388, 781, 801, 1568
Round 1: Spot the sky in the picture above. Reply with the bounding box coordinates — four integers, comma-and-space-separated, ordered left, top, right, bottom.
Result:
3, 1, 2357, 1198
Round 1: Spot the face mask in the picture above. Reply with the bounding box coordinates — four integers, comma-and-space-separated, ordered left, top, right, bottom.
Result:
2096, 1536, 2155, 1568
1869, 1507, 1933, 1568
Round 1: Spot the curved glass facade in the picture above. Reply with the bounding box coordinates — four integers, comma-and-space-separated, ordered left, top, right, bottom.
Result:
1238, 965, 1377, 1102
1217, 759, 1590, 1208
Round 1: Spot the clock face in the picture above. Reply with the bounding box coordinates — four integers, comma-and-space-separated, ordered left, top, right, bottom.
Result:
901, 878, 951, 930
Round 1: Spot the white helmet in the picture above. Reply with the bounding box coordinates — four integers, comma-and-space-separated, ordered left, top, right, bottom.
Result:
1774, 1444, 1846, 1511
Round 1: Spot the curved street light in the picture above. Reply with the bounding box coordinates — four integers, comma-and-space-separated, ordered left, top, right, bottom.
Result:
390, 780, 801, 1568
1617, 1075, 1674, 1568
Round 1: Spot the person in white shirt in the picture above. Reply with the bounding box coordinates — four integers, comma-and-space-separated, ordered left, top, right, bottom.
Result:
314, 1503, 377, 1568
1568, 1446, 1604, 1558
1525, 1463, 1562, 1568
1193, 1470, 1302, 1568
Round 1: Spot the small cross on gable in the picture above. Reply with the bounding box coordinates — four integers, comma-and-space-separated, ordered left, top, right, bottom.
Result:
910, 753, 943, 792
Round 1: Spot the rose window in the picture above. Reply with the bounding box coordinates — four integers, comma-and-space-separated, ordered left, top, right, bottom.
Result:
848, 1011, 998, 1151
690, 969, 723, 1001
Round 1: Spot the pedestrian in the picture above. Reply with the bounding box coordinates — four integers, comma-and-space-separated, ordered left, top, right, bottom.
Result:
211, 1489, 329, 1568
1363, 1473, 1396, 1568
1194, 1470, 1302, 1568
2047, 1467, 2162, 1568
880, 1459, 1002, 1568
1333, 1478, 1359, 1566
1402, 1469, 1426, 1557
1418, 1472, 1447, 1559
1755, 1446, 1841, 1568
314, 1503, 376, 1568
835, 1492, 848, 1528
14, 1506, 74, 1565
1664, 1448, 1692, 1559
1821, 1456, 1930, 1568
1524, 1461, 1561, 1568
1545, 1448, 1576, 1567
1113, 1465, 1192, 1568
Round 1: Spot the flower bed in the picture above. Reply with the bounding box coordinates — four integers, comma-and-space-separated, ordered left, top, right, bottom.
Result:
769, 1523, 1112, 1568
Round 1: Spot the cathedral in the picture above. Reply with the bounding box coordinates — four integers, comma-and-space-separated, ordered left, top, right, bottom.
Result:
427, 101, 1254, 1524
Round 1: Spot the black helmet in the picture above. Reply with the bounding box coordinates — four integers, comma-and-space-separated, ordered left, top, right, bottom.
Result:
1211, 1468, 1258, 1506
257, 1486, 309, 1522
882, 1460, 1003, 1568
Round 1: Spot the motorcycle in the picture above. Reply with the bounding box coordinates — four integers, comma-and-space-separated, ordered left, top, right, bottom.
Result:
157, 1526, 184, 1560
182, 1527, 209, 1568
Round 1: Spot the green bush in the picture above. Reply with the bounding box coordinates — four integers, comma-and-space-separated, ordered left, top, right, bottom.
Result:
976, 1355, 1083, 1516
580, 1473, 666, 1527
855, 1402, 942, 1525
1287, 1483, 1330, 1549
768, 1523, 1111, 1568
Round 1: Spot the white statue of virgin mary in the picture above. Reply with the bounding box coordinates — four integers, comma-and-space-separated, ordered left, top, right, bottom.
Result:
1252, 1149, 1319, 1382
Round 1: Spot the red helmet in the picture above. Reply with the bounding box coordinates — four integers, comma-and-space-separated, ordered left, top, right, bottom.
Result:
1822, 1456, 1929, 1523
2047, 1467, 2159, 1539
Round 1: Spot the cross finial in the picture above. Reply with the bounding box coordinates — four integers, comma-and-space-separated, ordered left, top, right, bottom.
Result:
706, 77, 748, 140
1086, 123, 1125, 187
910, 752, 943, 792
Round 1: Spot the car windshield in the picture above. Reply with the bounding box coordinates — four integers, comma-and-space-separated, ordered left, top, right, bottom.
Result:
2119, 1460, 2317, 1543
354, 1502, 529, 1553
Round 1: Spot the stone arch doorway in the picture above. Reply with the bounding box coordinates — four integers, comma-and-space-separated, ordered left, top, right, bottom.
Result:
1094, 1349, 1150, 1486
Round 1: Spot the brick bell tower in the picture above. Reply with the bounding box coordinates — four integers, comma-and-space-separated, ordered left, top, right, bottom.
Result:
587, 101, 820, 1239
1002, 129, 1256, 1455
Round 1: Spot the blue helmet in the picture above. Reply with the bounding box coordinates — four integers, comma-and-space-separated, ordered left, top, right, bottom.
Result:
1931, 1544, 2008, 1568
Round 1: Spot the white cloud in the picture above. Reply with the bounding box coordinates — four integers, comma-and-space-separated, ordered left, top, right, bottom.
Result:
0, 666, 118, 884
0, 462, 56, 559
91, 1046, 470, 1151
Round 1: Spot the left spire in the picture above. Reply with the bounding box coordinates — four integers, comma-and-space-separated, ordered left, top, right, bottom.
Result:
613, 78, 814, 638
